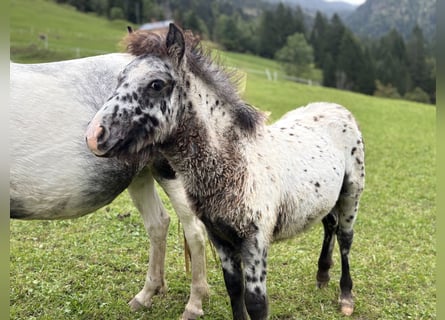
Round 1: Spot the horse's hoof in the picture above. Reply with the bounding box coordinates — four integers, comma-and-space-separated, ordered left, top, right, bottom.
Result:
180, 307, 204, 320
316, 280, 329, 289
339, 298, 354, 316
316, 273, 330, 288
129, 297, 150, 311
341, 304, 354, 316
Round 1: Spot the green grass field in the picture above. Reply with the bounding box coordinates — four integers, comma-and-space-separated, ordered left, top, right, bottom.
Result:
10, 0, 436, 319
10, 0, 130, 62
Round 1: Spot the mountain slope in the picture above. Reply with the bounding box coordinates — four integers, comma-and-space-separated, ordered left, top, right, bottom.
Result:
345, 0, 436, 40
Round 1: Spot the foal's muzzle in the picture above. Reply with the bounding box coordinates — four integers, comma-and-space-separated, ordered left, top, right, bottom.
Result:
85, 118, 109, 157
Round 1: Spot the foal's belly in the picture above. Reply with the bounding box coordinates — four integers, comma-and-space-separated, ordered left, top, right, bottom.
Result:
272, 206, 330, 241
270, 177, 343, 241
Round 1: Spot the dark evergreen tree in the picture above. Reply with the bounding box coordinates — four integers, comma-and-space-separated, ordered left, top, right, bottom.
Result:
257, 3, 306, 58
325, 14, 346, 63
373, 29, 411, 96
309, 11, 329, 69
320, 14, 346, 88
406, 26, 430, 93
107, 0, 125, 19
336, 31, 362, 90
322, 53, 336, 88
257, 9, 278, 58
214, 14, 242, 51
182, 10, 208, 37
141, 0, 164, 21
126, 0, 143, 24
335, 31, 375, 94
358, 48, 377, 95
193, 0, 215, 36
293, 6, 306, 36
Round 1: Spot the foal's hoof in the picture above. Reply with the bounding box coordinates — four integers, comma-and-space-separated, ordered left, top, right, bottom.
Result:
316, 279, 329, 289
316, 272, 330, 288
339, 298, 354, 316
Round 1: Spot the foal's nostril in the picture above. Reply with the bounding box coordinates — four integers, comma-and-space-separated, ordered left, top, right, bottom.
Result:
96, 126, 106, 141
92, 125, 110, 144
86, 123, 110, 155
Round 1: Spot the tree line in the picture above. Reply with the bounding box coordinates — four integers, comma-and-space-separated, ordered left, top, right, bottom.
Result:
55, 0, 436, 104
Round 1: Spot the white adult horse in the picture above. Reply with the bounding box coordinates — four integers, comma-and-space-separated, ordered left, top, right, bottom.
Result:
10, 53, 208, 319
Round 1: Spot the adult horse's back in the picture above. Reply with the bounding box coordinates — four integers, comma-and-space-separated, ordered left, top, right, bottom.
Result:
10, 53, 140, 219
10, 54, 208, 319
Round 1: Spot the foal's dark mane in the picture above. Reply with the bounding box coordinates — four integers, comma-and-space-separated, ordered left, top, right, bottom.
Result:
123, 28, 266, 133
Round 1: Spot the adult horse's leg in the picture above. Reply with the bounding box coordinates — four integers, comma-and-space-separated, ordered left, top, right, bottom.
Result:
127, 167, 171, 310
180, 217, 209, 319
316, 209, 338, 288
160, 179, 209, 319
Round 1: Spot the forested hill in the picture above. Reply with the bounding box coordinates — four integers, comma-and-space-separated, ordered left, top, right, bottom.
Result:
266, 0, 358, 17
345, 0, 436, 41
44, 0, 436, 104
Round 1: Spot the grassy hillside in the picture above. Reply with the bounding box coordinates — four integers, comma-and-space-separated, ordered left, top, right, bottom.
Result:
10, 0, 129, 62
10, 1, 436, 319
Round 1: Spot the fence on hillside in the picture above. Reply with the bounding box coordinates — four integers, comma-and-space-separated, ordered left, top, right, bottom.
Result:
12, 27, 320, 86
244, 67, 320, 86
11, 27, 113, 59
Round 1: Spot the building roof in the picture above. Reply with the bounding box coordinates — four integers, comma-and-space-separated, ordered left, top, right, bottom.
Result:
139, 20, 174, 31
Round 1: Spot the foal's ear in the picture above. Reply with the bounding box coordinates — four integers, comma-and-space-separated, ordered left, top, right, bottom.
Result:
166, 23, 185, 66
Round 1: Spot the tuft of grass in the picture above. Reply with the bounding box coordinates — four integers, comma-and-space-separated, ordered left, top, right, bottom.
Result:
10, 1, 435, 319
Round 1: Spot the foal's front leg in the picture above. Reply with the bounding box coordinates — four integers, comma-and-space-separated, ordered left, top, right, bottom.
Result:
210, 231, 269, 320
208, 232, 248, 320
126, 167, 170, 310
241, 237, 269, 320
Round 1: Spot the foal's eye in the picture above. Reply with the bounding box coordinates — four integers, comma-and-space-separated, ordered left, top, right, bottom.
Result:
149, 80, 165, 92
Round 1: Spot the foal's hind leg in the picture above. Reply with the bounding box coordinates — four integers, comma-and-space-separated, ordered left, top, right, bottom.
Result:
335, 174, 364, 316
316, 209, 338, 288
337, 226, 354, 316
127, 167, 170, 311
